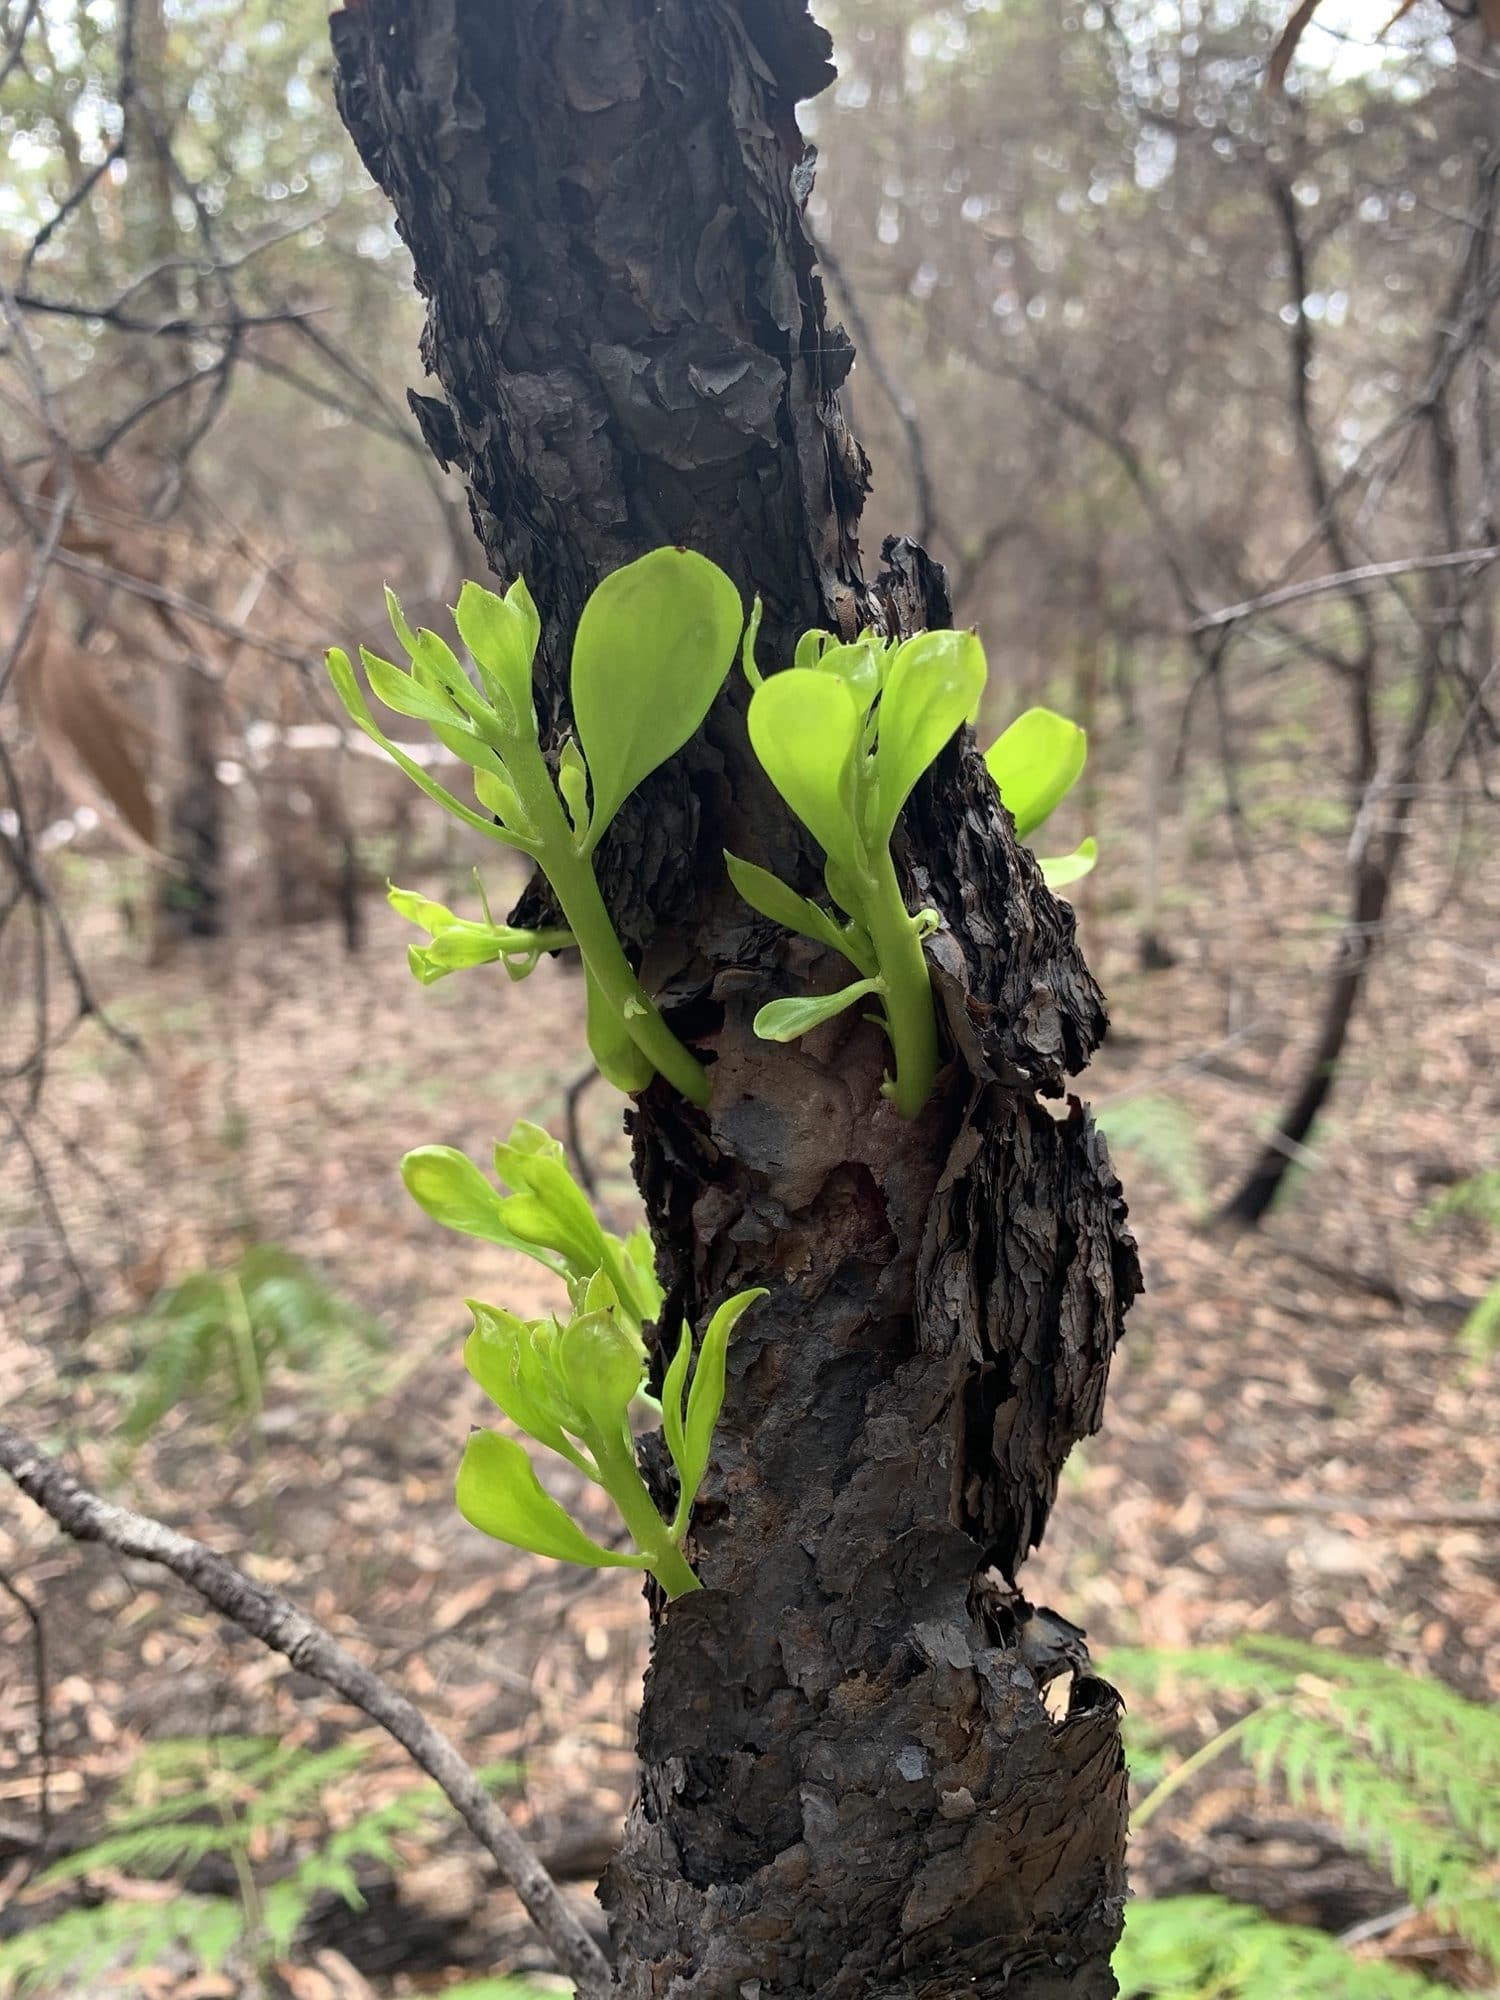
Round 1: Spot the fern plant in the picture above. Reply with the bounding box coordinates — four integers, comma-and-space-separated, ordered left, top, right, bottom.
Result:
0, 1736, 521, 1998
1109, 1637, 1500, 1979
1116, 1895, 1452, 2000
1417, 1163, 1500, 1363
1093, 1093, 1209, 1219
113, 1246, 385, 1444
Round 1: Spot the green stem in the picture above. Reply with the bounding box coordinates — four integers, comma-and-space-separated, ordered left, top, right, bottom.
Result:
1131, 1704, 1274, 1831
596, 1434, 702, 1599
213, 1794, 269, 1993
860, 844, 940, 1118
502, 743, 711, 1106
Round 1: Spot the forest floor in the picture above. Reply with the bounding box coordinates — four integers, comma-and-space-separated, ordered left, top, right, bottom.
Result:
2, 707, 1498, 1994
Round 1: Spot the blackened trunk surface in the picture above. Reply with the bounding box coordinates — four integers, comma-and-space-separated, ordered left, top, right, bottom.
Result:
331, 5, 1140, 1993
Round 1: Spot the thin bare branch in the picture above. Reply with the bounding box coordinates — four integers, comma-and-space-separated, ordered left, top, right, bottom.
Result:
1191, 544, 1500, 630
817, 239, 937, 548
0, 1423, 614, 1998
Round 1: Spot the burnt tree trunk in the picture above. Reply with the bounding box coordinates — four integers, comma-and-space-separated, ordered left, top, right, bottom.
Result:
332, 4, 1140, 1994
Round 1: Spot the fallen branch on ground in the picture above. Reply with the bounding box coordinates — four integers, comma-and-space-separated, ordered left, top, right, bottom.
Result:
0, 1423, 613, 1997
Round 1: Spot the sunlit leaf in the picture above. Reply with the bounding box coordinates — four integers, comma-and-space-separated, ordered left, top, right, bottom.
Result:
472, 765, 527, 828
456, 1430, 644, 1566
1040, 837, 1098, 891
555, 1309, 647, 1435
453, 579, 538, 732
498, 1187, 603, 1277
983, 706, 1087, 839
747, 669, 865, 878
871, 629, 988, 840
326, 650, 525, 847
675, 1288, 766, 1515
753, 976, 885, 1043
388, 884, 457, 932
570, 547, 742, 845
401, 1146, 561, 1267
358, 647, 465, 728
811, 635, 885, 706
464, 1304, 584, 1467
725, 851, 865, 966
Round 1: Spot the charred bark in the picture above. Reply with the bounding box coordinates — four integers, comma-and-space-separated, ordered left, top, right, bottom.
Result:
331, 4, 1139, 1993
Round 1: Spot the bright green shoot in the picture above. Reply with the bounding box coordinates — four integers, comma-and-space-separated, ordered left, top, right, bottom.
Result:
387, 882, 574, 986
401, 1119, 663, 1334
730, 626, 1095, 1116
327, 547, 744, 1105
402, 1118, 763, 1597
730, 623, 984, 1117
458, 1284, 764, 1599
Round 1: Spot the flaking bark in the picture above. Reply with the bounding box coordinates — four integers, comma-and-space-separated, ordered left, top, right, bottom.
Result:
331, 3, 1140, 1991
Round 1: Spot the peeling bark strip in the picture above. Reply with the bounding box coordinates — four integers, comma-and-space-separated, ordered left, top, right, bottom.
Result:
330, 4, 1140, 1993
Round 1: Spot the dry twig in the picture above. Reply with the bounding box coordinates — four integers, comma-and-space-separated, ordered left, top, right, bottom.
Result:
0, 1424, 614, 1997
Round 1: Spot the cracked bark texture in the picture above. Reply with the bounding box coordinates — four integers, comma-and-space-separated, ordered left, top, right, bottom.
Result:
331, 4, 1141, 1994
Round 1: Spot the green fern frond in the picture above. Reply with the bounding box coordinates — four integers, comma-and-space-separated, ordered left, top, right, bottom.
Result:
1116, 1895, 1453, 2000
0, 1894, 228, 1998
1460, 1278, 1500, 1362
38, 1818, 230, 1884
115, 1249, 384, 1443
1108, 1639, 1500, 1969
1418, 1167, 1500, 1231
1093, 1094, 1209, 1216
12, 1737, 528, 1999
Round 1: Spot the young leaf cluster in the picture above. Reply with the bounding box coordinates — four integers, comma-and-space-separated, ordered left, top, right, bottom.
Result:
405, 1119, 763, 1596
984, 705, 1097, 888
388, 879, 573, 987
402, 1119, 662, 1333
328, 547, 744, 1104
1109, 1636, 1500, 1971
732, 620, 1094, 1115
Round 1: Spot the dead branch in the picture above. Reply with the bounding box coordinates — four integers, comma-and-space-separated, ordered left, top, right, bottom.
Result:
0, 1423, 614, 1997
817, 239, 936, 548
1191, 544, 1500, 630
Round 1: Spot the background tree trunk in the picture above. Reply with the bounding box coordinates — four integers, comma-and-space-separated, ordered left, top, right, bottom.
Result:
332, 4, 1140, 1993
121, 0, 224, 943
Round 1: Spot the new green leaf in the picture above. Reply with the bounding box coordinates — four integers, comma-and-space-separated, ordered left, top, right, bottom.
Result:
1040, 837, 1098, 891
401, 1146, 558, 1265
747, 669, 866, 879
674, 1288, 767, 1518
984, 706, 1087, 838
456, 1430, 644, 1568
753, 978, 885, 1043
871, 630, 988, 840
453, 578, 537, 731
724, 851, 870, 967
570, 546, 743, 845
